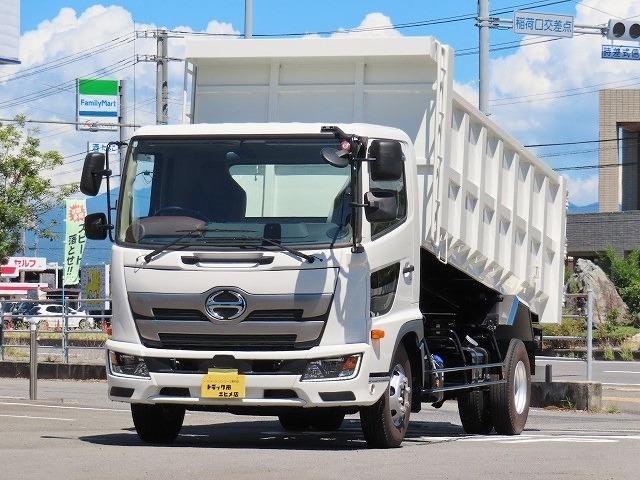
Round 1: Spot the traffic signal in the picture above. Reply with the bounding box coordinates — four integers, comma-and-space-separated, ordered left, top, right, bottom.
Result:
607, 20, 640, 41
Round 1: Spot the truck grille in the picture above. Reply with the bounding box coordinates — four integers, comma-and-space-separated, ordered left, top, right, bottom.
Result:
154, 333, 300, 351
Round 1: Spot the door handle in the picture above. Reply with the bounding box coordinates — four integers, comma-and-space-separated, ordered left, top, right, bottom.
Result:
403, 264, 415, 274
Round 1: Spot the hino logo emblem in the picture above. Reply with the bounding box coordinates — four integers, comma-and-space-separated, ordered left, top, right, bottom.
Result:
205, 290, 247, 320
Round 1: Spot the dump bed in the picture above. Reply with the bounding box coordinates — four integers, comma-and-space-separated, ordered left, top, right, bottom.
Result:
183, 36, 567, 323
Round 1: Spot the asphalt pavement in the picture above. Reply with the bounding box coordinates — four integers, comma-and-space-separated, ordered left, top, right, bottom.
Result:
2, 377, 640, 480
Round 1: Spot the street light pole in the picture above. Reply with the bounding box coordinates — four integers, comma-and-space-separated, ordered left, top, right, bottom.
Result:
478, 0, 490, 115
245, 0, 253, 38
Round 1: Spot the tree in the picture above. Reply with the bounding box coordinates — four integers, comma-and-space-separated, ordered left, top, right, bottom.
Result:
0, 117, 77, 259
598, 248, 640, 317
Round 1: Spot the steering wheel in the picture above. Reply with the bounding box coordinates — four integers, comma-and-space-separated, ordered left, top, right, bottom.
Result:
153, 206, 210, 222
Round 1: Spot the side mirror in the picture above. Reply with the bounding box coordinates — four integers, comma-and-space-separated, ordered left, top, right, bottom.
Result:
369, 140, 403, 181
84, 213, 110, 240
80, 152, 106, 196
364, 191, 399, 223
321, 147, 350, 168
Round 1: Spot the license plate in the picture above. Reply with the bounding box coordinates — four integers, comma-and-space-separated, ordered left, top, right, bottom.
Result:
200, 369, 246, 399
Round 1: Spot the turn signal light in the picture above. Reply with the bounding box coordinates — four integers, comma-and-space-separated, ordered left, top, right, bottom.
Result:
371, 329, 385, 340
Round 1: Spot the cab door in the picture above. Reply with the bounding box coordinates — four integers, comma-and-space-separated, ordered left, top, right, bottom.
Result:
361, 140, 421, 341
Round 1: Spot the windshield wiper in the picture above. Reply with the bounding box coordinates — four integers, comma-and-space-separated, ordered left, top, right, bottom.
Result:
204, 236, 321, 263
142, 228, 254, 263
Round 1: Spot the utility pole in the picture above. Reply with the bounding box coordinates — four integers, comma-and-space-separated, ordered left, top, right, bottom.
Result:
119, 79, 127, 171
245, 0, 253, 38
156, 29, 169, 125
478, 0, 490, 115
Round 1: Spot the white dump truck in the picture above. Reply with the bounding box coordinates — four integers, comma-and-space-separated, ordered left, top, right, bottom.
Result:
80, 36, 566, 448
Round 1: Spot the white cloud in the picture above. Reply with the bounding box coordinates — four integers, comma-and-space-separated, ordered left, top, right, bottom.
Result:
0, 5, 240, 188
330, 12, 401, 38
567, 174, 599, 205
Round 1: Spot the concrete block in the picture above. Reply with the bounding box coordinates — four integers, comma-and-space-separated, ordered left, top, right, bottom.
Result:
0, 361, 106, 380
531, 381, 602, 411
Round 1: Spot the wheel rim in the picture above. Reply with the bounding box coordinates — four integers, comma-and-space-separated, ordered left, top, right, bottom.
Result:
388, 363, 410, 428
514, 360, 528, 414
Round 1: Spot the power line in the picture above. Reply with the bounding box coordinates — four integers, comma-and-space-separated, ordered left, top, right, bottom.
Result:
0, 57, 136, 109
0, 34, 134, 83
554, 161, 637, 172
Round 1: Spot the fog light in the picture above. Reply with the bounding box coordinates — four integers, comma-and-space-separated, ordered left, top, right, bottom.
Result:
301, 354, 361, 381
109, 351, 150, 378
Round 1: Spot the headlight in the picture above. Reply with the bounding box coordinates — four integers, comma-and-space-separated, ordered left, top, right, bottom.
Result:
301, 354, 361, 381
109, 351, 150, 378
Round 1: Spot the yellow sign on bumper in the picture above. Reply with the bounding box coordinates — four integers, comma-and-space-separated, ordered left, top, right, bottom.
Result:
201, 369, 246, 399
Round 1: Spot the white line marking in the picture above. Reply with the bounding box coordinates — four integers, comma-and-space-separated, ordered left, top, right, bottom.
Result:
603, 370, 640, 374
603, 382, 640, 387
0, 401, 128, 412
0, 414, 72, 421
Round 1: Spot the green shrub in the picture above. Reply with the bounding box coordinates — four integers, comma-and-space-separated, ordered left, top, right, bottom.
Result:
598, 249, 640, 315
603, 345, 615, 361
620, 348, 635, 361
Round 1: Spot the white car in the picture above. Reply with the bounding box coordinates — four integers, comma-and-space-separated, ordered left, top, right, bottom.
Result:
25, 304, 95, 330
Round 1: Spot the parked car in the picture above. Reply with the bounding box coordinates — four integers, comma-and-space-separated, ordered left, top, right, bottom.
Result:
25, 304, 95, 330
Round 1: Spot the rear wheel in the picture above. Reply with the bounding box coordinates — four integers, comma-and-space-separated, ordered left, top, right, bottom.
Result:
490, 339, 531, 435
360, 344, 412, 448
78, 319, 88, 330
131, 404, 185, 443
457, 389, 493, 434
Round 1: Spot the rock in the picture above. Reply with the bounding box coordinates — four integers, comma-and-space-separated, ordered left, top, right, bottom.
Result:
565, 258, 629, 325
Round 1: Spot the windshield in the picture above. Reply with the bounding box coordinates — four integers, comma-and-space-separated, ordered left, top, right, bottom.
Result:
117, 137, 353, 249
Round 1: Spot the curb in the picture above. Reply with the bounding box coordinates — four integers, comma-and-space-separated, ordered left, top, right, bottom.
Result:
531, 380, 602, 411
0, 361, 106, 380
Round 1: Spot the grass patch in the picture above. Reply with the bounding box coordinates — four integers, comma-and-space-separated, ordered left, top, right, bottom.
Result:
561, 397, 576, 410
606, 405, 621, 414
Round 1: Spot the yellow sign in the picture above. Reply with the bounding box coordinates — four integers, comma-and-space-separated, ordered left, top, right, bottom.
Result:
201, 369, 246, 399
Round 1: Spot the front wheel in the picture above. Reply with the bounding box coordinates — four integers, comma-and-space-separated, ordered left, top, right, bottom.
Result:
360, 344, 412, 448
490, 339, 531, 435
131, 404, 185, 443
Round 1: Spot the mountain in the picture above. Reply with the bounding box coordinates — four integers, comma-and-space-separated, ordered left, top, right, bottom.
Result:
568, 202, 598, 214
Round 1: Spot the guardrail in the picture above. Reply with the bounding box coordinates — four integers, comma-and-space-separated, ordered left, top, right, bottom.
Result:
543, 290, 594, 381
0, 298, 111, 363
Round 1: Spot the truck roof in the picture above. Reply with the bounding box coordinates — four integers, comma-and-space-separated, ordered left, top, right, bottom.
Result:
185, 36, 440, 63
132, 123, 412, 144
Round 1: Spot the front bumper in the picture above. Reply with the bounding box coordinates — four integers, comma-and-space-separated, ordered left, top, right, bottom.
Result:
105, 339, 388, 408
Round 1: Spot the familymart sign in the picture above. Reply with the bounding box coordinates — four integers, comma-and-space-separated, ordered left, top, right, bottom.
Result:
76, 78, 120, 131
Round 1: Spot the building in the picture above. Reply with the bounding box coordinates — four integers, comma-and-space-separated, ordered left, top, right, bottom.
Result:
567, 89, 640, 259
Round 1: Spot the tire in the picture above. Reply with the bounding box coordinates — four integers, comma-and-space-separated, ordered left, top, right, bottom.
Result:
490, 339, 531, 435
131, 403, 185, 443
360, 344, 412, 448
278, 410, 346, 432
78, 319, 88, 330
457, 389, 493, 434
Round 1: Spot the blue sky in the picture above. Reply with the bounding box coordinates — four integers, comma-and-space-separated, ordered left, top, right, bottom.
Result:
6, 0, 640, 209
19, 0, 579, 88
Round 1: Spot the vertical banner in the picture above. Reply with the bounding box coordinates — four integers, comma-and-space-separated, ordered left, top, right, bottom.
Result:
63, 199, 87, 286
